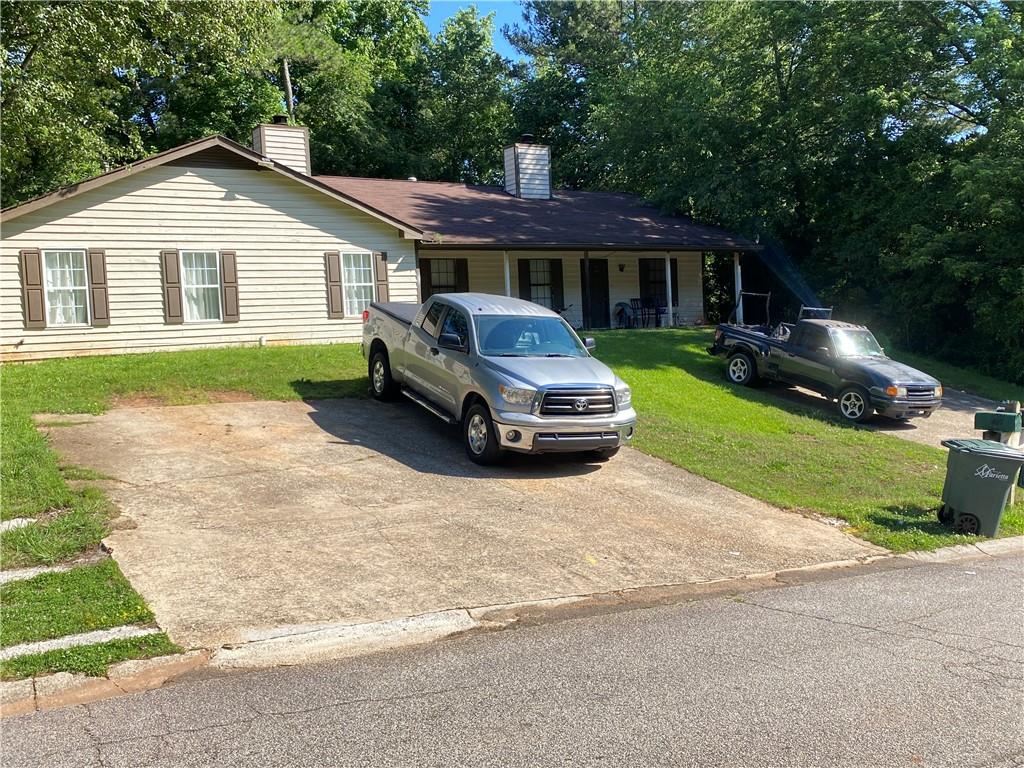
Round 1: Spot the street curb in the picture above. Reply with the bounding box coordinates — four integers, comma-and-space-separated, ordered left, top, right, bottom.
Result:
0, 650, 209, 718
3, 536, 1020, 717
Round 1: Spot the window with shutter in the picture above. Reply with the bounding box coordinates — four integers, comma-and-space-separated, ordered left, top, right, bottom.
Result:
42, 250, 90, 326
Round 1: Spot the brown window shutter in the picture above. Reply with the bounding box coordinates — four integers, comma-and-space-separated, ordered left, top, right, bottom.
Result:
419, 258, 433, 300
373, 251, 389, 303
160, 249, 183, 324
455, 259, 469, 293
324, 251, 344, 318
518, 259, 531, 301
86, 249, 110, 327
18, 248, 46, 329
220, 250, 239, 323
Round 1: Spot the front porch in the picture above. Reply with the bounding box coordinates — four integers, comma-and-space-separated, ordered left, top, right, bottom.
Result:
417, 248, 725, 330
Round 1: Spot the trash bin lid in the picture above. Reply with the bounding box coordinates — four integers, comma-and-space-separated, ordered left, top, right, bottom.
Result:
941, 438, 1024, 463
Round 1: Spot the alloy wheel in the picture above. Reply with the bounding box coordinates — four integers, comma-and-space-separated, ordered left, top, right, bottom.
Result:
467, 413, 488, 455
372, 359, 385, 393
728, 357, 749, 383
840, 391, 866, 420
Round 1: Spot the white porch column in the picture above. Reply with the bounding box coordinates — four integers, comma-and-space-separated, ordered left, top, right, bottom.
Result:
663, 251, 673, 327
503, 250, 511, 297
733, 252, 744, 324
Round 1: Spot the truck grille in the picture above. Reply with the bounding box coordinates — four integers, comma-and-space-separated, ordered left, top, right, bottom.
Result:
906, 386, 937, 401
539, 388, 615, 416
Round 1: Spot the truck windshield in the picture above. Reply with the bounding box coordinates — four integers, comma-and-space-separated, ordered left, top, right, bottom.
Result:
475, 315, 587, 357
832, 329, 885, 358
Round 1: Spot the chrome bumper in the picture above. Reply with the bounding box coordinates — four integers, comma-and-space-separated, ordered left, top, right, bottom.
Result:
493, 408, 638, 453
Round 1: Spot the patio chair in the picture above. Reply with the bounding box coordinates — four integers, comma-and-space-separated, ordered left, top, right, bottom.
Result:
629, 298, 647, 328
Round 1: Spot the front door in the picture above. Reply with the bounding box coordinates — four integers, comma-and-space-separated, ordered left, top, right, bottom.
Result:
580, 258, 610, 328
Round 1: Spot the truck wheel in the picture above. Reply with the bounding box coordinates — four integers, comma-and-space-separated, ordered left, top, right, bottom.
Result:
369, 350, 398, 401
838, 386, 873, 423
464, 403, 503, 465
726, 352, 757, 387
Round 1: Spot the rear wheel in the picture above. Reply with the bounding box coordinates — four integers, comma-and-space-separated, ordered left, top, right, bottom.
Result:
369, 350, 398, 401
464, 403, 503, 465
726, 352, 757, 387
838, 386, 872, 423
954, 513, 981, 535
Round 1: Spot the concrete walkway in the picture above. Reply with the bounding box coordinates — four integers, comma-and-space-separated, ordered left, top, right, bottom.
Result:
44, 399, 880, 651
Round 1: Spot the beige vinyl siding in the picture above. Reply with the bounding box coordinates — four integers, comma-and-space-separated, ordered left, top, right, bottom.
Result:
1, 164, 414, 360
424, 249, 704, 328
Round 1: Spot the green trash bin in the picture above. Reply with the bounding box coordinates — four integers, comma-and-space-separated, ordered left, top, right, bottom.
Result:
938, 439, 1024, 536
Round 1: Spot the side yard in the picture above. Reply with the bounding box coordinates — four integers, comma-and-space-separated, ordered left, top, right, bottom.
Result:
1, 332, 1020, 679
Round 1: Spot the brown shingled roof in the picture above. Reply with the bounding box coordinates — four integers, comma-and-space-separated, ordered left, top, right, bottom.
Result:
315, 176, 757, 251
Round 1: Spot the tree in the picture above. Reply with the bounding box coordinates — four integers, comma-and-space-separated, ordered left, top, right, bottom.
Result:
419, 8, 514, 183
0, 0, 277, 207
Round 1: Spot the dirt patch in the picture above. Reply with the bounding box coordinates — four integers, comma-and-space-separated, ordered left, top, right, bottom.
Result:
111, 390, 258, 409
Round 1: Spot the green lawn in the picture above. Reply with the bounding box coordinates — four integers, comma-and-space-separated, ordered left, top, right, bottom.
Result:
591, 329, 1023, 552
0, 633, 181, 680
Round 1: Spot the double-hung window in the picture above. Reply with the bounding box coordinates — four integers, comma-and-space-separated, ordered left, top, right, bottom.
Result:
180, 251, 222, 322
528, 260, 553, 308
342, 252, 374, 315
43, 250, 90, 326
429, 259, 459, 294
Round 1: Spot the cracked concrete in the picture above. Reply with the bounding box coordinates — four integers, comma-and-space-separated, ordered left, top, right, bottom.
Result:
43, 398, 880, 651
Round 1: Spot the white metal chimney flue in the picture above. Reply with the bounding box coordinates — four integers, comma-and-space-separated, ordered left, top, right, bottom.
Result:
503, 134, 551, 200
252, 116, 311, 175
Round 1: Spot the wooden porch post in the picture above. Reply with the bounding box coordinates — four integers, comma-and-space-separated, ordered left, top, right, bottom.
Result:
733, 252, 744, 324
582, 250, 591, 330
664, 251, 673, 327
503, 250, 511, 297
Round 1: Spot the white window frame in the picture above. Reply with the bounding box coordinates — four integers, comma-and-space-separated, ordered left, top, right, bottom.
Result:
341, 251, 375, 317
42, 248, 91, 327
179, 250, 223, 323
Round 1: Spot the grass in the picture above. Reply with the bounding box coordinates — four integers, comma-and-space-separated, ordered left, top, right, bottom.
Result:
1, 495, 107, 569
0, 560, 154, 648
591, 328, 1023, 552
0, 633, 181, 680
890, 348, 1023, 403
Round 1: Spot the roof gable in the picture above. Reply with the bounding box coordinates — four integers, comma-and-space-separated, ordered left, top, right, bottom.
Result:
1, 136, 424, 238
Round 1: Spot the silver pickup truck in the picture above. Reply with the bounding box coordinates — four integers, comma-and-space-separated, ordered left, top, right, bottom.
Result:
362, 293, 637, 464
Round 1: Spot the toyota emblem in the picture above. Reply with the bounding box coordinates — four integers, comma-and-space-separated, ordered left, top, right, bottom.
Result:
573, 398, 589, 412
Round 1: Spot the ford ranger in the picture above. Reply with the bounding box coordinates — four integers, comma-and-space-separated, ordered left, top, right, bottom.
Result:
708, 317, 943, 423
362, 293, 637, 464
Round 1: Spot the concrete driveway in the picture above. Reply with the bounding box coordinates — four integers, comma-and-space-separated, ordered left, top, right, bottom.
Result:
45, 399, 880, 650
769, 385, 1004, 449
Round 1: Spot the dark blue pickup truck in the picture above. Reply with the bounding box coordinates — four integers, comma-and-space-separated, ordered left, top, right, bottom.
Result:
708, 318, 943, 423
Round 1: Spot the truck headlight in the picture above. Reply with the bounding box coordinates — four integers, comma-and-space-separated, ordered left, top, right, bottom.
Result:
499, 384, 536, 406
935, 385, 943, 398
885, 386, 907, 398
616, 387, 632, 407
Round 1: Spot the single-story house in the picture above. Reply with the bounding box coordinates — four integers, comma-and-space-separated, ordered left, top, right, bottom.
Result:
0, 118, 757, 360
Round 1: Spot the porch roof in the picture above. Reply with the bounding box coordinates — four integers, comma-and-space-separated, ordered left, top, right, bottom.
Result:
314, 176, 758, 252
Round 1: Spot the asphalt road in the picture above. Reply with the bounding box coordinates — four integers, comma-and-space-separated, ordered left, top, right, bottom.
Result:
4, 553, 1023, 768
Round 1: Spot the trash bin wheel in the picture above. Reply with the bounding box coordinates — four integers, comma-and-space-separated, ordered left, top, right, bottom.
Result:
954, 513, 981, 535
937, 504, 954, 525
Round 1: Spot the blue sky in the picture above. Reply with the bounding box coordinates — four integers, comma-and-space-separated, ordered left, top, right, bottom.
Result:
422, 1, 525, 59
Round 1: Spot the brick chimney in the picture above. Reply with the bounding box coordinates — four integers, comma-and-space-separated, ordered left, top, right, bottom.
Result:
503, 134, 551, 200
252, 116, 310, 175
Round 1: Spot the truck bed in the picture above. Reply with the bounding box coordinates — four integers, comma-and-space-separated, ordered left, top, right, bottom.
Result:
370, 301, 419, 327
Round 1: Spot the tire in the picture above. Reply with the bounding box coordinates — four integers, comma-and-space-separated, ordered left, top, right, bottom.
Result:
369, 349, 398, 401
937, 504, 954, 526
591, 446, 620, 461
726, 352, 758, 387
463, 403, 503, 465
837, 385, 873, 423
954, 513, 981, 536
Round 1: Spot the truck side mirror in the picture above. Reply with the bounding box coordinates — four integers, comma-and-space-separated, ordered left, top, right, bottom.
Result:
438, 333, 466, 352
584, 337, 597, 350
